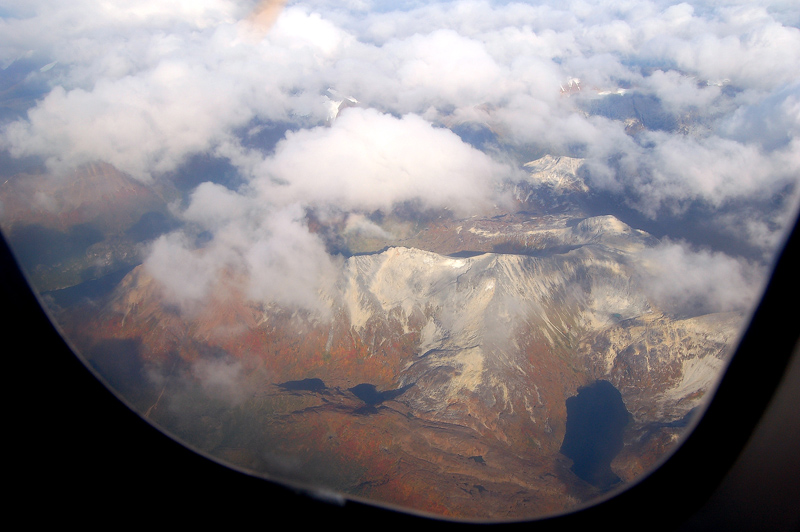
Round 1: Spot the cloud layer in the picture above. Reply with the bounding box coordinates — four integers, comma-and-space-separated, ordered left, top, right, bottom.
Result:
636, 239, 763, 316
2, 0, 799, 313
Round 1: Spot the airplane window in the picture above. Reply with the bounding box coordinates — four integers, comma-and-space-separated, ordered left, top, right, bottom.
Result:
2, 0, 799, 522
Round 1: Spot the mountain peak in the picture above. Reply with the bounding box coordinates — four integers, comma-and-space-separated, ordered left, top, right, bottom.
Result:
523, 155, 589, 194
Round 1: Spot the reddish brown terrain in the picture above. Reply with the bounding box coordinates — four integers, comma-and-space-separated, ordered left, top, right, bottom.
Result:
2, 161, 743, 520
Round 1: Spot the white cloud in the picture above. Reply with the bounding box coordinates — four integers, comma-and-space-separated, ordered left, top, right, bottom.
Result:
719, 82, 800, 150
251, 108, 514, 215
191, 357, 249, 405
638, 5, 800, 89
620, 132, 796, 214
182, 182, 253, 229
4, 1, 797, 183
643, 69, 722, 113
145, 231, 224, 310
241, 204, 342, 313
146, 187, 340, 315
2, 0, 799, 307
344, 213, 393, 239
143, 107, 514, 313
636, 239, 764, 316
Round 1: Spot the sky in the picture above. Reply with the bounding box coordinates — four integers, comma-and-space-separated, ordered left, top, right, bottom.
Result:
1, 0, 798, 316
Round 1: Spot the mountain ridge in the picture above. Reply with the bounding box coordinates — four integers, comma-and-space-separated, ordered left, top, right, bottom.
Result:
55, 211, 744, 518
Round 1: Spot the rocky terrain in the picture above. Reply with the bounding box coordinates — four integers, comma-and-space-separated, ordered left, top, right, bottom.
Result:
0, 162, 175, 291
3, 156, 745, 520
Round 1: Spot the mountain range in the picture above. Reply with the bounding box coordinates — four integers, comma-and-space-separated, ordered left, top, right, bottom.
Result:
2, 155, 744, 519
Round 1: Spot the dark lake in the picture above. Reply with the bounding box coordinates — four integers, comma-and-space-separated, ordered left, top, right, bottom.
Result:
277, 378, 327, 392
43, 265, 136, 308
349, 383, 413, 405
560, 380, 631, 489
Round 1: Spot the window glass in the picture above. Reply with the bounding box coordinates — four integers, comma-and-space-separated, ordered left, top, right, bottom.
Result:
2, 0, 798, 521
